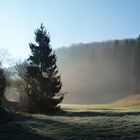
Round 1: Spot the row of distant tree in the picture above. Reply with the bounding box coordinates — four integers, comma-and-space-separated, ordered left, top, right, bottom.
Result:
0, 24, 64, 113
56, 36, 140, 103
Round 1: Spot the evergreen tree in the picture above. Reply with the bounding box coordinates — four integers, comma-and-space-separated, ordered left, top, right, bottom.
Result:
26, 24, 63, 113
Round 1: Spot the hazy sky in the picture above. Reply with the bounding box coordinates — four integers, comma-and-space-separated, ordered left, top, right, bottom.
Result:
0, 0, 140, 58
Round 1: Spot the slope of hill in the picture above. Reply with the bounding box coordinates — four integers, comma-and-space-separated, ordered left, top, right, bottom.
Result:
113, 94, 140, 108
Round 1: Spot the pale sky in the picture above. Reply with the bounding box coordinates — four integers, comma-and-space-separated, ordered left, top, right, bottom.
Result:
0, 0, 140, 59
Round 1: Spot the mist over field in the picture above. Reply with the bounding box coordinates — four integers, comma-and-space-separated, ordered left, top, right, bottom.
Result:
56, 38, 140, 104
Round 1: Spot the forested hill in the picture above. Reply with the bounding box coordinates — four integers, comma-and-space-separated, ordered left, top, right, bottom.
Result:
56, 36, 140, 104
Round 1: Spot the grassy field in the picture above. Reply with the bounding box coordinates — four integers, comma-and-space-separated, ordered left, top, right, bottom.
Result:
1, 96, 140, 140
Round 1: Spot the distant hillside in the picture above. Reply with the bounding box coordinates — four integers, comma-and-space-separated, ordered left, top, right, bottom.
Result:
56, 36, 140, 104
114, 94, 140, 107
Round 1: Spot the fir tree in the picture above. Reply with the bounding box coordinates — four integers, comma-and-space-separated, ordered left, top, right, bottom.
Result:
26, 24, 63, 113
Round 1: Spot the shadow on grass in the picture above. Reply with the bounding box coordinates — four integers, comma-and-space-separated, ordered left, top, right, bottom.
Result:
22, 113, 140, 140
0, 114, 106, 140
1, 110, 140, 140
0, 112, 54, 140
50, 110, 140, 117
1, 112, 99, 140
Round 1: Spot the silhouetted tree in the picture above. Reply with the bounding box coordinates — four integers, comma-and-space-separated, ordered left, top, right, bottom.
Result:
0, 68, 6, 106
26, 24, 63, 113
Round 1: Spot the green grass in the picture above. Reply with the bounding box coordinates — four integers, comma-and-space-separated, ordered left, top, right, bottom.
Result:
62, 102, 140, 112
1, 101, 140, 140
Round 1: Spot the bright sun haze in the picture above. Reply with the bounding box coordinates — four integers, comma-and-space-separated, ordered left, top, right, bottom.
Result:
0, 0, 140, 58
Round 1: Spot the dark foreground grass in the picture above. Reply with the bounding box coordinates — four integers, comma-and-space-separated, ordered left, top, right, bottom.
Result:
1, 110, 140, 140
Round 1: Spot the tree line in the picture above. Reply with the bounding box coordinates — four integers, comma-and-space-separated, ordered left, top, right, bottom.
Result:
56, 36, 140, 103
